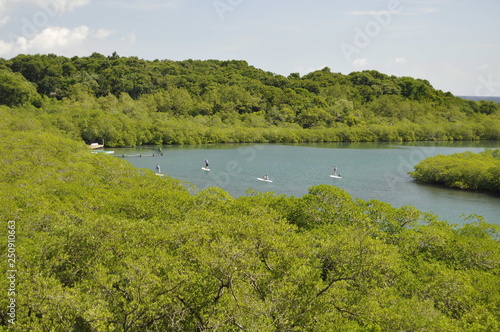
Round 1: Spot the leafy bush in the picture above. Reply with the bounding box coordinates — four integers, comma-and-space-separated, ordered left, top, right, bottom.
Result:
409, 149, 500, 192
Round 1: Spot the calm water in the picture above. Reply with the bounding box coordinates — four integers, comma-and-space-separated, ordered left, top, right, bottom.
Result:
459, 96, 500, 103
109, 142, 500, 226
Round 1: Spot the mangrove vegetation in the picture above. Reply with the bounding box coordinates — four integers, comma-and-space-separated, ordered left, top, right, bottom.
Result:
0, 53, 499, 146
1, 53, 499, 331
410, 149, 500, 192
0, 123, 499, 331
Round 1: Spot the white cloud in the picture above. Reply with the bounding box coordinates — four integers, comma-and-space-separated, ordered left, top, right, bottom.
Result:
0, 25, 90, 56
353, 58, 368, 66
28, 26, 89, 51
14, 37, 29, 54
0, 40, 14, 55
94, 28, 115, 40
395, 57, 406, 64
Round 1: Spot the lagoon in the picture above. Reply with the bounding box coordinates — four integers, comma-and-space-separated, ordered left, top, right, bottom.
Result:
111, 141, 500, 226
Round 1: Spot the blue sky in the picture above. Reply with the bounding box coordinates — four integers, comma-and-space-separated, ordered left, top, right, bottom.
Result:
1, 0, 499, 96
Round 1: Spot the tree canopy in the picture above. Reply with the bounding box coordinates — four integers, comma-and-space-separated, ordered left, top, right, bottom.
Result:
409, 149, 500, 192
0, 110, 499, 331
0, 53, 499, 146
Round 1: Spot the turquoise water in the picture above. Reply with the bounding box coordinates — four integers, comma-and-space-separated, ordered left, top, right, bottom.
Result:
110, 142, 500, 226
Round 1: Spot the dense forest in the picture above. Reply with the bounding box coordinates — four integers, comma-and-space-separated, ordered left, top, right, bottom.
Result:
1, 117, 499, 331
410, 149, 500, 192
0, 53, 499, 146
1, 53, 499, 330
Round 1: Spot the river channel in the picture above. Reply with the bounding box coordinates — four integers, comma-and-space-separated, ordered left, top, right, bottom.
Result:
109, 141, 500, 226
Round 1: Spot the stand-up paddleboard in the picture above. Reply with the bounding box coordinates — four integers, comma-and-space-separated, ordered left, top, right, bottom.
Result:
155, 173, 165, 177
330, 174, 342, 179
201, 167, 211, 171
257, 177, 273, 183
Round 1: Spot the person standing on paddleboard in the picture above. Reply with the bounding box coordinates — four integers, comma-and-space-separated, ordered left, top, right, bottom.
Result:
205, 159, 209, 169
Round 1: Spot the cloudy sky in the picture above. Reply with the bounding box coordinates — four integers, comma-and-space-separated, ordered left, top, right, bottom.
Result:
0, 0, 499, 96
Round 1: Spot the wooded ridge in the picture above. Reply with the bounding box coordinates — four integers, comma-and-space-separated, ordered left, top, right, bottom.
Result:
1, 53, 499, 146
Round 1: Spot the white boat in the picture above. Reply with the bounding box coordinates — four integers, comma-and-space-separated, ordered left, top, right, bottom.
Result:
257, 177, 273, 183
89, 143, 104, 149
92, 150, 114, 154
201, 167, 211, 171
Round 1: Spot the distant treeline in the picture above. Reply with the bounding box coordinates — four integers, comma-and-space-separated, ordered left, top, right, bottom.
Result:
410, 149, 500, 192
0, 53, 499, 146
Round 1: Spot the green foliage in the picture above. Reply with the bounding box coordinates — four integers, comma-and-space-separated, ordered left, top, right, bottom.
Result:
0, 69, 40, 107
0, 53, 499, 330
0, 127, 499, 331
409, 149, 500, 191
1, 54, 499, 146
